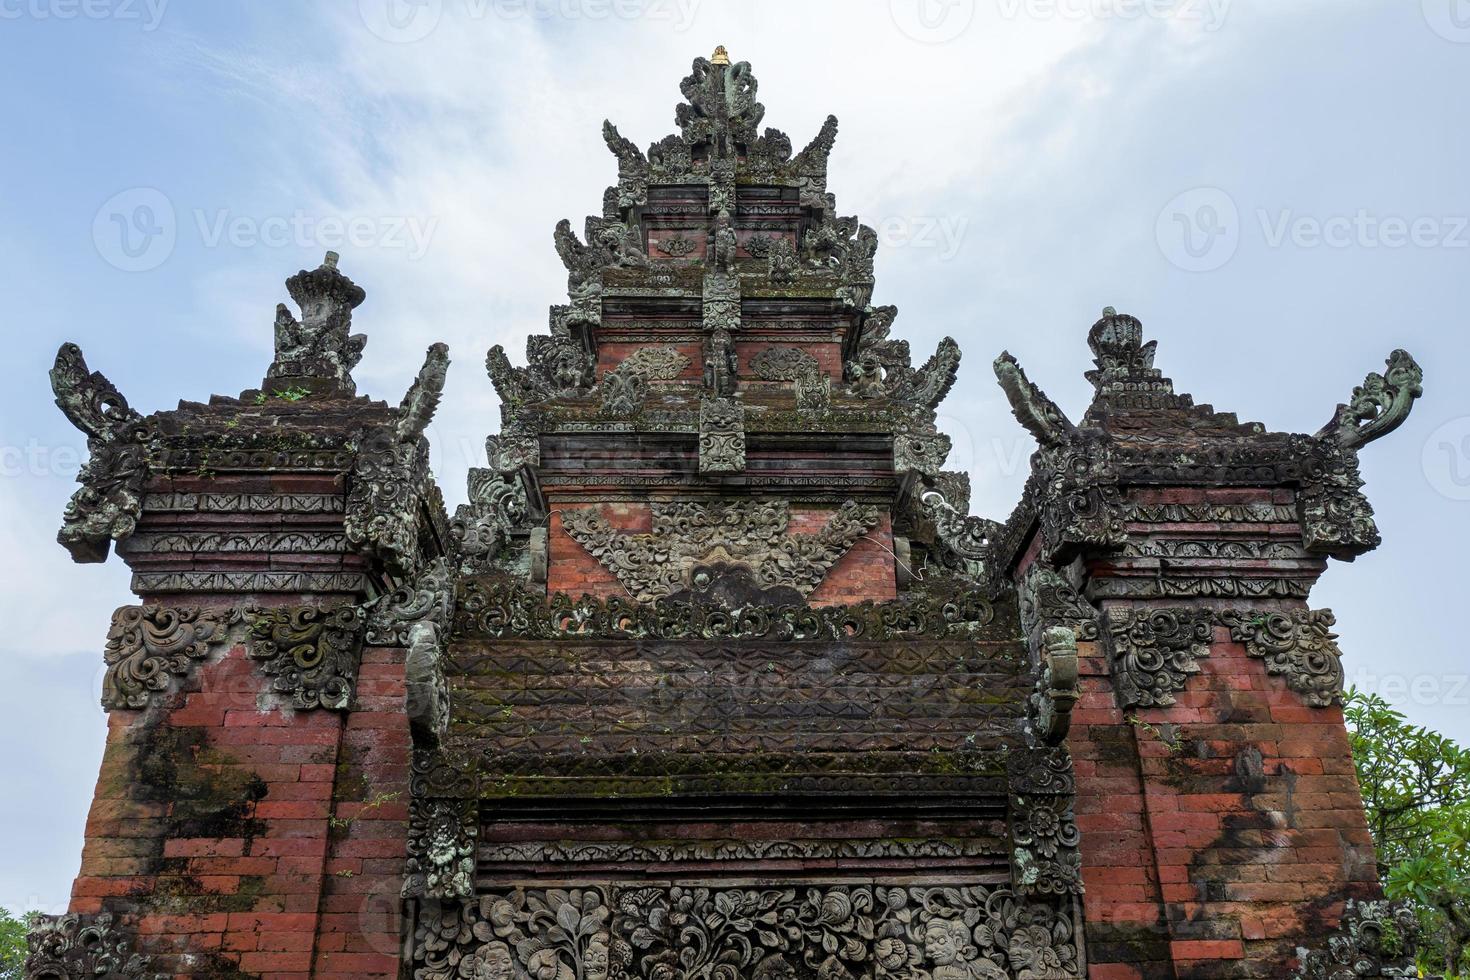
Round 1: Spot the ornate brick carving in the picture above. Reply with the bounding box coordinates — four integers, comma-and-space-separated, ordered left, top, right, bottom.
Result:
1293, 899, 1419, 979
245, 604, 366, 711
597, 346, 690, 415
1105, 607, 1214, 709
101, 605, 237, 710
1222, 608, 1346, 707
699, 396, 746, 473
25, 913, 160, 980
560, 499, 879, 604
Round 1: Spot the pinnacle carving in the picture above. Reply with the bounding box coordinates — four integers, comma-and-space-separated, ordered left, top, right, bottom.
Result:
266, 251, 368, 395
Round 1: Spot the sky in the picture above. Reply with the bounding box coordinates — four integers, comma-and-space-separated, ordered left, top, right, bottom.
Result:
1, 0, 1468, 917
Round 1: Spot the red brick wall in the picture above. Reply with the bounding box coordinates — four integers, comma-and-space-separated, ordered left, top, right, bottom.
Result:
68, 638, 411, 978
1069, 618, 1379, 979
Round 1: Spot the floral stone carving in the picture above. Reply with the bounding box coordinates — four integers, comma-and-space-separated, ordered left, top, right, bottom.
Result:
245, 604, 366, 711
1293, 899, 1419, 979
561, 499, 880, 604
1221, 608, 1346, 707
25, 913, 160, 980
102, 605, 237, 710
1105, 607, 1214, 709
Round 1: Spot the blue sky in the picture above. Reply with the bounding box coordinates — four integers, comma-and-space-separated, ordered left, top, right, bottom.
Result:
2, 0, 1468, 915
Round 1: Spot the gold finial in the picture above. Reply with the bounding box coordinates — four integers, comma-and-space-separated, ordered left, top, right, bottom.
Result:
711, 45, 730, 66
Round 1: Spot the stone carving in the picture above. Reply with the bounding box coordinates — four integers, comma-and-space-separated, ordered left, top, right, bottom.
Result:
455, 580, 994, 643
245, 604, 366, 711
1105, 607, 1214, 709
743, 232, 777, 257
412, 889, 610, 980
1017, 568, 1098, 644
699, 396, 746, 473
486, 336, 595, 409
560, 499, 880, 604
344, 343, 449, 577
554, 216, 649, 295
895, 420, 953, 479
406, 621, 451, 744
1315, 349, 1424, 451
403, 794, 475, 900
678, 50, 765, 150
478, 838, 1004, 864
25, 913, 160, 980
265, 251, 367, 393
102, 605, 237, 710
653, 234, 696, 257
597, 346, 690, 415
1222, 608, 1346, 707
917, 477, 999, 580
1293, 899, 1419, 979
1011, 792, 1084, 897
1028, 626, 1080, 748
367, 557, 454, 647
768, 235, 799, 285
50, 343, 151, 563
752, 346, 830, 411
452, 469, 531, 575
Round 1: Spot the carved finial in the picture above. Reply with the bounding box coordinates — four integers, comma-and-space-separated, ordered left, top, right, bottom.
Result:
1085, 307, 1166, 396
710, 45, 730, 66
1102, 306, 1116, 317
266, 253, 368, 396
1315, 349, 1424, 450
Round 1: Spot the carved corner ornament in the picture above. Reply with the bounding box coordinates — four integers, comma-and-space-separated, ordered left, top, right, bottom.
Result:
245, 604, 366, 711
102, 605, 238, 711
50, 343, 152, 564
1106, 607, 1214, 709
1029, 626, 1080, 747
1222, 608, 1346, 707
26, 912, 161, 980
405, 621, 451, 746
1293, 899, 1420, 979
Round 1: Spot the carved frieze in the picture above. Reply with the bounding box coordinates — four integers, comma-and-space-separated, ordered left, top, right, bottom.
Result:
408, 883, 1083, 980
1105, 607, 1214, 709
245, 604, 366, 711
1222, 608, 1346, 707
560, 499, 879, 604
102, 605, 237, 710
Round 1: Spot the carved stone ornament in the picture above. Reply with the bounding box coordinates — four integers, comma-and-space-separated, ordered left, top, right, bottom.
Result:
1221, 608, 1346, 707
1011, 792, 1085, 897
561, 499, 880, 604
245, 604, 366, 711
1028, 626, 1080, 748
265, 251, 367, 394
408, 883, 1083, 980
1314, 349, 1424, 451
1017, 567, 1098, 643
405, 621, 451, 745
894, 420, 953, 479
366, 556, 454, 647
918, 478, 1000, 580
403, 794, 476, 900
653, 234, 696, 257
1105, 607, 1214, 709
486, 335, 595, 409
102, 605, 238, 710
1293, 899, 1419, 979
456, 579, 995, 642
752, 346, 830, 412
25, 912, 161, 980
452, 469, 531, 575
699, 396, 746, 473
50, 343, 152, 563
343, 343, 449, 577
597, 346, 690, 415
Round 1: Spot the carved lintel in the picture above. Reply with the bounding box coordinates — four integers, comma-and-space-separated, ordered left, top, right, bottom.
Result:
1222, 608, 1346, 707
1106, 606, 1214, 709
1293, 899, 1419, 978
245, 604, 366, 711
26, 912, 161, 980
102, 605, 238, 711
698, 396, 746, 473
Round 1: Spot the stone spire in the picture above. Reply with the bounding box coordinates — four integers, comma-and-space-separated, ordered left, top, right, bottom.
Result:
264, 250, 368, 396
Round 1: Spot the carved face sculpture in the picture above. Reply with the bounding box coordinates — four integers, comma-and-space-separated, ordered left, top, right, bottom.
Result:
474, 942, 514, 980
584, 935, 610, 980
923, 919, 969, 968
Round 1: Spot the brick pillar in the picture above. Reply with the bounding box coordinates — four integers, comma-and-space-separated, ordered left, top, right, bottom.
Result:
37, 254, 450, 979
